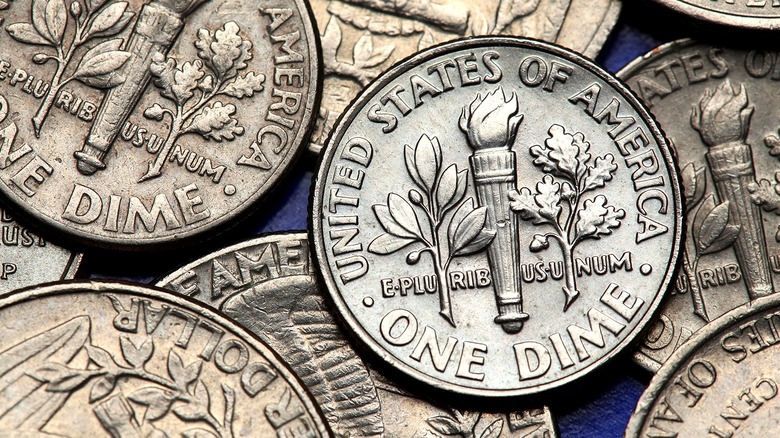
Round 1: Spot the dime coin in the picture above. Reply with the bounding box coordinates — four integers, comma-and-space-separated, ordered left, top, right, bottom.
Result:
618, 40, 780, 373
311, 37, 682, 397
0, 280, 330, 436
648, 0, 780, 30
0, 207, 81, 289
307, 0, 621, 152
624, 293, 780, 437
157, 232, 559, 437
0, 0, 319, 248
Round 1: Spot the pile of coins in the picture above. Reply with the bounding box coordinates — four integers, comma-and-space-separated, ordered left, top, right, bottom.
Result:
0, 0, 776, 436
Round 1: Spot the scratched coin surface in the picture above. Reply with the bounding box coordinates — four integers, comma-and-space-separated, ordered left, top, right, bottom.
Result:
157, 232, 559, 437
649, 0, 780, 30
0, 207, 81, 289
0, 280, 330, 437
307, 0, 621, 152
618, 40, 780, 373
624, 294, 780, 437
0, 0, 319, 248
311, 37, 682, 397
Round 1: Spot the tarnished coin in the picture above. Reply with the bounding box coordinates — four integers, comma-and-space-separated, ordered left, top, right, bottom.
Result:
311, 37, 682, 397
307, 0, 621, 152
0, 0, 319, 248
0, 280, 330, 436
157, 232, 558, 437
624, 293, 780, 437
648, 0, 780, 30
0, 207, 81, 289
618, 40, 780, 372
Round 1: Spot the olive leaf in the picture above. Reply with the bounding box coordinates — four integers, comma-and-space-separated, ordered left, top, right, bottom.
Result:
320, 16, 342, 62
427, 416, 463, 435
367, 233, 417, 255
6, 22, 54, 45
81, 1, 128, 41
435, 165, 467, 216
695, 201, 740, 254
480, 419, 503, 438
172, 380, 211, 421
185, 102, 244, 141
72, 38, 130, 87
29, 362, 94, 392
119, 334, 153, 369
353, 32, 393, 69
128, 386, 176, 421
386, 193, 425, 240
43, 0, 67, 44
409, 134, 442, 193
182, 430, 219, 438
86, 343, 117, 370
448, 202, 495, 257
681, 162, 707, 212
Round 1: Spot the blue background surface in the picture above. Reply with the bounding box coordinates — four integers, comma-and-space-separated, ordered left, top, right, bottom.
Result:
81, 3, 683, 436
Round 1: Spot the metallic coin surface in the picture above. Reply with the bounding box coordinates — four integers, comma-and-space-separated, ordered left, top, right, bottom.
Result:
157, 232, 559, 437
624, 293, 780, 437
619, 40, 780, 373
0, 0, 319, 248
307, 0, 621, 152
649, 0, 780, 30
311, 37, 682, 397
0, 207, 81, 289
0, 280, 330, 437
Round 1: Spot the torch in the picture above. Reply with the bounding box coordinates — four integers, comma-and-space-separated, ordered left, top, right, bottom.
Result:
460, 88, 529, 334
692, 80, 773, 299
74, 0, 211, 175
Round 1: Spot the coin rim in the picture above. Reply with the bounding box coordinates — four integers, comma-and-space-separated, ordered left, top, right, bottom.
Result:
624, 293, 780, 436
310, 35, 684, 397
0, 0, 322, 250
0, 279, 332, 436
649, 0, 780, 30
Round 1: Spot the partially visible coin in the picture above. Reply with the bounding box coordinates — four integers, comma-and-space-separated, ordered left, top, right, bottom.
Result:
157, 232, 558, 437
312, 37, 682, 397
0, 280, 330, 437
307, 0, 621, 152
0, 0, 319, 249
625, 293, 780, 437
618, 40, 780, 373
649, 0, 780, 29
0, 207, 81, 289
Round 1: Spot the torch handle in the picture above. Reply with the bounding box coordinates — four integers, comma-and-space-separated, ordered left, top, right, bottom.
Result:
471, 149, 528, 334
74, 2, 185, 175
706, 142, 774, 299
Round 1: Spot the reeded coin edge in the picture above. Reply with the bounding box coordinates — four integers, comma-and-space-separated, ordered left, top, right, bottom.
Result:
624, 293, 780, 437
0, 279, 332, 437
311, 35, 684, 398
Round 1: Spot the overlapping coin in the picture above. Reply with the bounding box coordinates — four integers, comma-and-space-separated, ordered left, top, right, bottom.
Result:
618, 40, 780, 372
308, 0, 621, 152
312, 37, 682, 397
0, 0, 319, 248
0, 280, 330, 436
649, 0, 780, 30
625, 293, 780, 437
0, 207, 81, 290
157, 232, 559, 437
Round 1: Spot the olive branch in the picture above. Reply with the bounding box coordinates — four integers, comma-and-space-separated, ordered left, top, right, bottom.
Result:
367, 134, 495, 327
427, 410, 502, 438
5, 0, 134, 136
140, 21, 265, 182
509, 124, 624, 310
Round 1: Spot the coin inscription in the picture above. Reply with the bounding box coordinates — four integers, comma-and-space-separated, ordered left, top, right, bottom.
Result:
157, 232, 559, 437
649, 0, 780, 29
312, 37, 682, 396
0, 0, 319, 248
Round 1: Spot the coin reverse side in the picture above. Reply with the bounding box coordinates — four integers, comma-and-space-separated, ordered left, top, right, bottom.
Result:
312, 37, 683, 397
650, 0, 780, 29
625, 294, 780, 437
0, 0, 319, 248
619, 40, 780, 373
157, 232, 559, 437
0, 280, 330, 437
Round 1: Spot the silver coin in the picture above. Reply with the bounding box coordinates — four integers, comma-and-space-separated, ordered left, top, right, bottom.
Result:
624, 293, 780, 437
311, 37, 682, 397
0, 280, 331, 436
618, 40, 780, 373
307, 0, 621, 153
157, 232, 559, 437
648, 0, 780, 30
0, 0, 319, 248
0, 207, 81, 289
